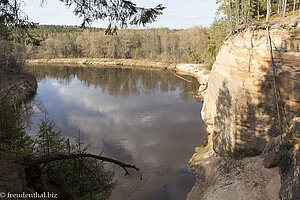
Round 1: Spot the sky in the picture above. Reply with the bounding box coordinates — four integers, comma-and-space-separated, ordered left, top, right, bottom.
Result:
22, 0, 218, 29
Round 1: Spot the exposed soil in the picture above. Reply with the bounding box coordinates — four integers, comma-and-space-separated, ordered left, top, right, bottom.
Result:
0, 70, 37, 105
187, 129, 281, 200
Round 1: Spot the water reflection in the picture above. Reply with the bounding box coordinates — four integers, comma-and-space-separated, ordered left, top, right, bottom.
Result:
27, 65, 200, 102
26, 65, 206, 200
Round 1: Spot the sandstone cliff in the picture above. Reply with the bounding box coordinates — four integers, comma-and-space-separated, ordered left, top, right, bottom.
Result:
189, 15, 300, 200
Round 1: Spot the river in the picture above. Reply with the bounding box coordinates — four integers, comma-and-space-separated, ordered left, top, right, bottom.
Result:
25, 65, 206, 200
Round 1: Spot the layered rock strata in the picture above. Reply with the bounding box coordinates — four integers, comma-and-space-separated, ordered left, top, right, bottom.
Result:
203, 16, 300, 157
189, 15, 300, 200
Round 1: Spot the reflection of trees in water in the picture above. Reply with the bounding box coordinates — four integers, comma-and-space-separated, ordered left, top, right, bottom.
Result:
26, 65, 200, 101
21, 97, 48, 129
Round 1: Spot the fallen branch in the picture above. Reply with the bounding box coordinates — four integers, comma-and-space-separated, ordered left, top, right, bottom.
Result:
173, 74, 192, 83
23, 153, 142, 179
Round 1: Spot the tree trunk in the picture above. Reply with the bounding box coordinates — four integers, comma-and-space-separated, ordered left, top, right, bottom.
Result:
248, 0, 251, 23
278, 0, 282, 15
293, 0, 296, 15
223, 0, 233, 32
239, 0, 242, 24
257, 0, 260, 20
235, 0, 239, 25
266, 0, 271, 22
283, 0, 287, 17
229, 0, 233, 28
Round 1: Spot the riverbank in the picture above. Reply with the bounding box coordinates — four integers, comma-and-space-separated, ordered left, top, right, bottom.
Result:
26, 58, 211, 100
26, 58, 176, 70
0, 70, 37, 105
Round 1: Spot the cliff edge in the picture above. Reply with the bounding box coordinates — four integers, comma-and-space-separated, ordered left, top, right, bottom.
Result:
188, 15, 300, 200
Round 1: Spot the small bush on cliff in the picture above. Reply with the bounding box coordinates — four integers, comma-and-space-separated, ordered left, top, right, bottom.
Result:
204, 17, 229, 67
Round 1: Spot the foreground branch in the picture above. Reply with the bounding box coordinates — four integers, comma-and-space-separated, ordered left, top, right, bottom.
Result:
23, 153, 142, 179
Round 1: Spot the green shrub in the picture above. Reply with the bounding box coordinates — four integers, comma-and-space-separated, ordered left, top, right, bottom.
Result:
0, 96, 115, 199
0, 92, 34, 155
35, 119, 115, 200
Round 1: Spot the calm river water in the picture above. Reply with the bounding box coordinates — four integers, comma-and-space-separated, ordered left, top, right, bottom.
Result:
26, 65, 206, 200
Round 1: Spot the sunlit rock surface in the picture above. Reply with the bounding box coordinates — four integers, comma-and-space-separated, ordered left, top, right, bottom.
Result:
202, 16, 300, 157
189, 16, 300, 200
188, 128, 280, 200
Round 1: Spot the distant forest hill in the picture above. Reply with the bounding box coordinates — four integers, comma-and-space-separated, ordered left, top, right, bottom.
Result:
29, 25, 104, 37
28, 25, 209, 63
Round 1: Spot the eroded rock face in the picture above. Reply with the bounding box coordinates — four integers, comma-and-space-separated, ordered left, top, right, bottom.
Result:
279, 118, 300, 200
202, 16, 300, 157
188, 128, 280, 200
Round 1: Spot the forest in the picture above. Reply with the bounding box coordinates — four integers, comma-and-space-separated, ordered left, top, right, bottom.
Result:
1, 0, 300, 75
217, 0, 300, 32
27, 0, 300, 65
27, 25, 209, 64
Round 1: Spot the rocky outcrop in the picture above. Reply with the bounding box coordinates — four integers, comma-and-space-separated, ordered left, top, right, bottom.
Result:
202, 16, 300, 157
188, 127, 280, 200
263, 117, 300, 200
188, 117, 300, 200
189, 15, 300, 200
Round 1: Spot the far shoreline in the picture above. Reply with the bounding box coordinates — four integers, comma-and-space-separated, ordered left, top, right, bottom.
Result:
26, 58, 210, 79
26, 58, 211, 100
26, 58, 176, 70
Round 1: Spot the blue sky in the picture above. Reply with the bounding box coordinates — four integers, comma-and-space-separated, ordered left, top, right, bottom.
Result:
22, 0, 218, 29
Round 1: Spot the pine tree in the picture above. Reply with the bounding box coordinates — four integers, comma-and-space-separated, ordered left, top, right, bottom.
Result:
0, 93, 34, 155
34, 119, 114, 199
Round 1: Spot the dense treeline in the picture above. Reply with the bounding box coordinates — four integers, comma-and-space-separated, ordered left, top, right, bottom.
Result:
28, 25, 208, 63
25, 0, 300, 67
205, 0, 300, 64
0, 40, 26, 74
217, 0, 300, 32
28, 25, 103, 41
